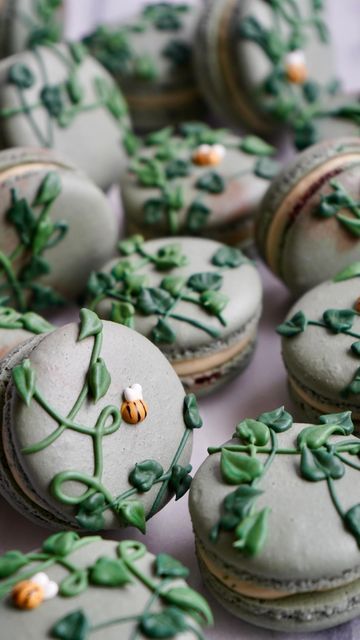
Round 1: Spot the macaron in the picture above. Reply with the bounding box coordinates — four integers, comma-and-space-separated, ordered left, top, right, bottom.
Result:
0, 0, 64, 58
85, 235, 263, 395
0, 304, 53, 361
256, 137, 360, 293
83, 2, 203, 132
277, 263, 360, 430
0, 308, 201, 530
189, 406, 360, 632
194, 0, 360, 148
0, 532, 212, 639
0, 42, 132, 189
121, 122, 279, 248
0, 147, 117, 311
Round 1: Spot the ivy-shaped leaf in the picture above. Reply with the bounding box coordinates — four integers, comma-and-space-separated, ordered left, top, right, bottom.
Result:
43, 532, 80, 557
144, 198, 165, 224
21, 312, 53, 334
240, 136, 275, 156
161, 587, 214, 626
12, 359, 36, 406
211, 246, 248, 268
298, 424, 349, 450
89, 556, 131, 586
257, 406, 293, 433
30, 284, 65, 310
342, 368, 360, 397
0, 551, 28, 578
33, 172, 62, 206
129, 460, 164, 492
137, 288, 174, 315
163, 39, 191, 65
276, 311, 307, 337
8, 63, 35, 88
221, 450, 264, 484
146, 126, 174, 146
132, 159, 165, 188
50, 610, 90, 640
186, 201, 211, 231
196, 171, 225, 194
183, 394, 203, 429
235, 419, 270, 446
323, 309, 356, 333
165, 159, 190, 179
187, 272, 223, 293
300, 446, 344, 482
75, 493, 106, 531
155, 554, 189, 578
6, 191, 36, 246
352, 341, 360, 357
151, 318, 177, 344
116, 499, 146, 533
119, 235, 144, 256
169, 464, 192, 500
110, 301, 135, 328
212, 486, 264, 540
200, 290, 228, 315
88, 358, 111, 402
161, 275, 186, 296
233, 508, 270, 556
334, 262, 360, 282
140, 608, 187, 639
254, 158, 280, 180
78, 308, 103, 341
319, 411, 354, 434
123, 129, 142, 157
154, 243, 188, 270
344, 505, 360, 547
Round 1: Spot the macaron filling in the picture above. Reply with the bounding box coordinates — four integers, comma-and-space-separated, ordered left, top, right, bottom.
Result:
288, 373, 360, 424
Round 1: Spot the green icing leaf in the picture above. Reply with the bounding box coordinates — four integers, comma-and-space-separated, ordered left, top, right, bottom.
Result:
75, 493, 106, 531
59, 570, 88, 597
211, 246, 248, 268
30, 284, 65, 310
187, 272, 223, 293
303, 80, 320, 103
140, 607, 187, 639
240, 136, 275, 156
123, 129, 142, 157
333, 262, 360, 282
300, 446, 345, 482
132, 159, 165, 188
233, 508, 270, 556
221, 450, 264, 485
129, 460, 164, 492
154, 243, 188, 270
161, 275, 186, 296
183, 393, 203, 429
8, 63, 35, 88
337, 214, 360, 237
19, 256, 51, 282
33, 172, 62, 206
50, 610, 90, 640
352, 341, 360, 357
21, 312, 53, 334
151, 318, 177, 344
43, 532, 80, 557
116, 499, 146, 533
66, 73, 84, 104
213, 486, 264, 539
186, 200, 211, 232
319, 411, 354, 434
169, 464, 192, 500
110, 301, 135, 328
163, 185, 184, 211
123, 272, 147, 294
196, 172, 225, 194
165, 159, 190, 179
89, 556, 131, 586
88, 358, 111, 403
235, 419, 270, 446
342, 368, 360, 397
344, 505, 360, 547
119, 235, 144, 255
276, 311, 307, 336
78, 308, 103, 341
40, 85, 64, 117
144, 198, 165, 224
323, 309, 356, 333
161, 587, 214, 626
163, 39, 191, 66
12, 359, 36, 406
0, 550, 28, 578
155, 554, 189, 578
7, 191, 36, 246
146, 127, 174, 146
200, 290, 228, 315
137, 287, 174, 315
134, 56, 158, 81
257, 406, 293, 433
254, 157, 280, 180
298, 424, 349, 450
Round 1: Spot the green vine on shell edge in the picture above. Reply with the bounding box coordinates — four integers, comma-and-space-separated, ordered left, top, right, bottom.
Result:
12, 308, 203, 533
208, 408, 360, 556
314, 180, 360, 237
9, 0, 63, 50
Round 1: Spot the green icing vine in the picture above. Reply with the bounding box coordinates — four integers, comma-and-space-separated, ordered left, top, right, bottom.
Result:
0, 43, 129, 149
238, 0, 360, 149
86, 235, 250, 345
0, 534, 212, 639
0, 304, 53, 334
208, 408, 360, 555
12, 308, 203, 532
8, 0, 63, 49
277, 300, 360, 396
127, 123, 279, 234
0, 171, 67, 312
314, 180, 360, 237
82, 2, 192, 81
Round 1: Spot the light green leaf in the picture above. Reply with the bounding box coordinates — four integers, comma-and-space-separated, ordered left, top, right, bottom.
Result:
221, 450, 264, 484
240, 135, 275, 156
151, 318, 177, 344
233, 508, 270, 556
33, 172, 62, 205
117, 499, 146, 534
235, 419, 270, 446
0, 550, 28, 578
89, 556, 131, 586
257, 406, 293, 433
43, 532, 80, 557
88, 357, 111, 402
323, 308, 356, 333
161, 586, 214, 626
78, 308, 103, 341
187, 272, 223, 293
333, 262, 360, 281
12, 359, 36, 406
155, 554, 189, 579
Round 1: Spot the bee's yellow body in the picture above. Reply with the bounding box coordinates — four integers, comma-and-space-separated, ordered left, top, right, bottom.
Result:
12, 580, 44, 610
121, 399, 148, 424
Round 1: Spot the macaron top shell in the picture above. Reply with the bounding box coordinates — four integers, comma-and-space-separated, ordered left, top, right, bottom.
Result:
0, 311, 195, 529
278, 274, 360, 410
0, 534, 211, 639
256, 137, 360, 292
87, 236, 263, 355
121, 124, 279, 237
189, 410, 360, 588
0, 43, 132, 189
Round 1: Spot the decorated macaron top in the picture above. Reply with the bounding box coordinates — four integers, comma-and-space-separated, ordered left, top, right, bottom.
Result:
0, 533, 212, 639
190, 407, 360, 584
121, 122, 279, 236
277, 262, 360, 414
3, 308, 202, 530
85, 235, 262, 353
83, 2, 199, 85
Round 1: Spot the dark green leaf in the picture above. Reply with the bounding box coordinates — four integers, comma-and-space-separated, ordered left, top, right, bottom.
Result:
155, 554, 189, 578
144, 198, 165, 224
169, 464, 192, 500
200, 290, 229, 315
342, 368, 360, 397
6, 190, 36, 246
0, 550, 28, 578
69, 42, 87, 64
185, 200, 211, 232
78, 308, 103, 341
337, 214, 360, 237
123, 130, 142, 157
319, 411, 354, 434
88, 358, 111, 402
21, 312, 53, 334
43, 532, 80, 557
154, 243, 188, 270
41, 85, 64, 117
50, 610, 90, 640
276, 311, 307, 336
118, 234, 144, 255
183, 393, 203, 429
165, 158, 190, 179
323, 309, 356, 333
12, 359, 36, 406
75, 493, 106, 531
66, 73, 84, 104
233, 508, 270, 556
111, 261, 133, 280
132, 159, 165, 187
163, 39, 191, 66
240, 136, 275, 156
238, 16, 265, 43
352, 341, 360, 356
254, 157, 280, 180
146, 127, 174, 146
30, 284, 64, 310
140, 607, 186, 639
221, 450, 264, 485
151, 318, 177, 344
116, 499, 146, 533
8, 62, 35, 88
298, 424, 349, 450
300, 446, 344, 481
187, 272, 223, 293
235, 419, 270, 446
19, 255, 51, 282
161, 587, 213, 626
294, 121, 318, 150
196, 172, 225, 194
333, 262, 360, 282
89, 556, 131, 586
33, 172, 62, 205
86, 271, 113, 297
137, 287, 174, 315
221, 485, 263, 526
129, 460, 164, 492
32, 218, 55, 254
123, 272, 147, 293
257, 406, 293, 433
303, 80, 320, 103
110, 302, 135, 328
59, 571, 88, 597
344, 505, 360, 547
211, 246, 248, 268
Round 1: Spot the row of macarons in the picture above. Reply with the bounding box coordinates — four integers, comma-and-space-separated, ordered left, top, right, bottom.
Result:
1, 1, 360, 144
1, 310, 360, 635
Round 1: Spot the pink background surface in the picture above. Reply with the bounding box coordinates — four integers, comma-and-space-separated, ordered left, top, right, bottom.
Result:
1, 2, 360, 639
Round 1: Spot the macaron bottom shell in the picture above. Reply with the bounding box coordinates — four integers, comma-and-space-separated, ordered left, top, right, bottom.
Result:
197, 547, 360, 632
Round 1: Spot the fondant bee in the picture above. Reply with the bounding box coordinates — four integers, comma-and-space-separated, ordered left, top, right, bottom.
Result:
285, 50, 308, 84
121, 383, 148, 425
12, 572, 58, 610
355, 297, 360, 313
